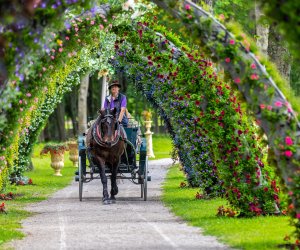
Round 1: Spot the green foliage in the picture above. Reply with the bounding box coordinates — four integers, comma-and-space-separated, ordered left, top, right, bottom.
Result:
214, 0, 256, 35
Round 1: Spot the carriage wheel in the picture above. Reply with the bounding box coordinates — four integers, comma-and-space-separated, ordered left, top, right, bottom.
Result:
143, 156, 148, 201
78, 156, 83, 201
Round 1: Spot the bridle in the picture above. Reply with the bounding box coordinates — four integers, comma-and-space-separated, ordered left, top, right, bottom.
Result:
92, 113, 121, 148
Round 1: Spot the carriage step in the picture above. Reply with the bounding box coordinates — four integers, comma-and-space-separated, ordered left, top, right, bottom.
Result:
147, 176, 151, 181
75, 175, 79, 182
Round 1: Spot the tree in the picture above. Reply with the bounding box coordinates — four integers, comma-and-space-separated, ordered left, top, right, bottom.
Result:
78, 72, 90, 135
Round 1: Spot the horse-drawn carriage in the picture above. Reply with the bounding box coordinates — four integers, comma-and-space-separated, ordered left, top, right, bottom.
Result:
75, 110, 150, 203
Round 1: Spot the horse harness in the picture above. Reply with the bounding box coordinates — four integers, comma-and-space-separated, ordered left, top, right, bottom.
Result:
92, 113, 125, 148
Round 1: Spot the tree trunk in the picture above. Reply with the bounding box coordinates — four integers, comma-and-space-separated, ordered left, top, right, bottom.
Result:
268, 24, 291, 82
78, 72, 90, 135
56, 101, 66, 141
255, 2, 269, 55
70, 88, 78, 136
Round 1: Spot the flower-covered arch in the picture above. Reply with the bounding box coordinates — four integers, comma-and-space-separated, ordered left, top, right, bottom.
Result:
0, 0, 299, 239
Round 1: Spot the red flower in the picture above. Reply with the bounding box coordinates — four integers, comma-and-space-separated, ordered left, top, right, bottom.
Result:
285, 150, 293, 158
285, 136, 293, 146
225, 57, 231, 63
195, 192, 204, 199
0, 202, 6, 213
234, 78, 241, 84
195, 100, 201, 106
138, 29, 143, 39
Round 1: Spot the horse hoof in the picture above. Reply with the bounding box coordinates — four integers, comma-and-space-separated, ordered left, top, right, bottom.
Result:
103, 199, 112, 205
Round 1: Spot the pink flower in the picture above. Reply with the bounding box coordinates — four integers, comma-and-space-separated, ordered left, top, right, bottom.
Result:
19, 100, 23, 104
20, 108, 23, 112
77, 39, 81, 42
99, 24, 104, 30
75, 27, 79, 32
275, 101, 283, 107
250, 74, 259, 80
26, 93, 31, 97
59, 48, 63, 52
285, 150, 293, 158
51, 56, 55, 60
267, 105, 272, 110
52, 49, 55, 53
285, 136, 293, 146
251, 63, 256, 69
187, 14, 193, 19
185, 4, 191, 10
42, 67, 46, 71
225, 58, 231, 63
296, 213, 300, 219
229, 40, 235, 45
90, 20, 95, 25
65, 36, 70, 40
234, 78, 241, 84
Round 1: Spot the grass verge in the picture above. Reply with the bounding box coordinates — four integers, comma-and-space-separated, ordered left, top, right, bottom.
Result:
162, 165, 295, 250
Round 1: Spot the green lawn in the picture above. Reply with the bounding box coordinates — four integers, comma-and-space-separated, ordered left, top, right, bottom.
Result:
151, 134, 173, 159
162, 165, 295, 250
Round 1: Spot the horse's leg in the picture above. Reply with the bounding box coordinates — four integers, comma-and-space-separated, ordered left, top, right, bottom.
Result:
98, 158, 111, 205
110, 161, 119, 203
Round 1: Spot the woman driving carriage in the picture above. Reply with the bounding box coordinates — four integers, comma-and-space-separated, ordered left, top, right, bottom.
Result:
103, 79, 128, 127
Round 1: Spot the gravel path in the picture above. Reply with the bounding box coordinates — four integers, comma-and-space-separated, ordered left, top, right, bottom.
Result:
8, 159, 230, 250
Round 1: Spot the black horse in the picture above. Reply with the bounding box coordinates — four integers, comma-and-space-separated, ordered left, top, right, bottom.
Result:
86, 108, 125, 204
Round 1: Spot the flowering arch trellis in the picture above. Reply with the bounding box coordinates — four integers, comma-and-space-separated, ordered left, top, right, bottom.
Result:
0, 1, 299, 240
